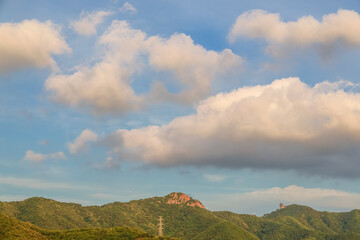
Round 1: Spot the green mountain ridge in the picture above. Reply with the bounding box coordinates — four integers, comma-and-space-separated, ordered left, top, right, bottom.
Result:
1, 193, 360, 239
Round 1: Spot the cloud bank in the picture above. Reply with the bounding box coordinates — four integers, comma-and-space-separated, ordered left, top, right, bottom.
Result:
0, 20, 70, 73
46, 20, 242, 114
204, 185, 360, 215
229, 9, 360, 58
99, 77, 360, 177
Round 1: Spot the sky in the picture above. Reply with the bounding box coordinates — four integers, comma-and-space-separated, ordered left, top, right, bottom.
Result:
1, 0, 360, 216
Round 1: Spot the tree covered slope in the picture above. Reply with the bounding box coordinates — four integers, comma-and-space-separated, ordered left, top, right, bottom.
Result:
1, 193, 360, 239
0, 213, 177, 240
0, 193, 256, 239
0, 213, 47, 240
215, 205, 360, 240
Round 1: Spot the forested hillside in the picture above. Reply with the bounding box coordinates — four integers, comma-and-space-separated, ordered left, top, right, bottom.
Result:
1, 193, 360, 239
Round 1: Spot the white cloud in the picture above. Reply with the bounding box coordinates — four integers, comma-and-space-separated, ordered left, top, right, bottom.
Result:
119, 2, 137, 13
0, 177, 79, 190
23, 151, 46, 162
46, 21, 144, 115
90, 156, 121, 170
146, 34, 243, 103
68, 129, 98, 154
203, 174, 226, 182
70, 10, 113, 36
103, 77, 360, 177
23, 150, 66, 163
39, 140, 49, 145
203, 185, 360, 215
104, 157, 121, 169
0, 19, 70, 73
229, 9, 360, 58
46, 20, 242, 114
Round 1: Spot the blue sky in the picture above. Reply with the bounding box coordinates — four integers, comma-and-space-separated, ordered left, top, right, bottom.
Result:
2, 0, 360, 215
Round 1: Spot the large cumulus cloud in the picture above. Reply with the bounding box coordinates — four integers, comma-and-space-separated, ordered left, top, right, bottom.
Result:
229, 9, 360, 58
46, 21, 145, 114
45, 20, 242, 114
0, 19, 70, 73
98, 77, 360, 177
145, 34, 242, 103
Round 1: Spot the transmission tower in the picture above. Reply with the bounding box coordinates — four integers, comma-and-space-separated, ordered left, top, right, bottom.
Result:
158, 216, 164, 237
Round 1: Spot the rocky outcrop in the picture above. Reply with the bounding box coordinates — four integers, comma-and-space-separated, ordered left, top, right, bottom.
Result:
165, 192, 205, 209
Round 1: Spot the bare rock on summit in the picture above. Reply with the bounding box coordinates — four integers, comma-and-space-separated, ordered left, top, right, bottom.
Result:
164, 192, 205, 209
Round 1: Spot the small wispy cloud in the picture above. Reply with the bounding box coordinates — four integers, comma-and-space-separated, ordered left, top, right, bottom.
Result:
23, 150, 66, 163
203, 174, 226, 182
39, 139, 49, 145
67, 129, 98, 154
0, 177, 80, 190
90, 157, 121, 170
104, 157, 121, 169
119, 2, 137, 14
70, 10, 113, 36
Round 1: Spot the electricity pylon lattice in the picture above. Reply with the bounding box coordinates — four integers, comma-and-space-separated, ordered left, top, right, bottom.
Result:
158, 216, 164, 237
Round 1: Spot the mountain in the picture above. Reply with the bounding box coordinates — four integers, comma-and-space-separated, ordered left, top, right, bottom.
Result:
1, 193, 360, 239
264, 204, 360, 234
0, 192, 256, 239
215, 205, 360, 240
0, 213, 177, 240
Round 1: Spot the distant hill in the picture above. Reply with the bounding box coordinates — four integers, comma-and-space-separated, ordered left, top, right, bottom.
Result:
1, 193, 360, 239
215, 204, 360, 240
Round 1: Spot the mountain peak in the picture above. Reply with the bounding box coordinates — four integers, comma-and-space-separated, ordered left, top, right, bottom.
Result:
164, 192, 205, 209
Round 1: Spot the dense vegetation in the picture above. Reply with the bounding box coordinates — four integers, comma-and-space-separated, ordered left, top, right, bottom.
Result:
0, 194, 255, 239
214, 205, 360, 240
0, 213, 46, 240
0, 213, 177, 240
1, 193, 360, 239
